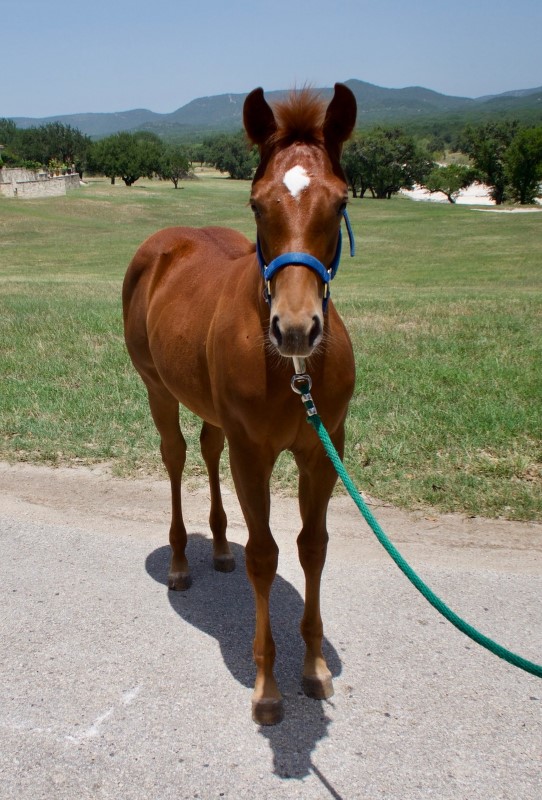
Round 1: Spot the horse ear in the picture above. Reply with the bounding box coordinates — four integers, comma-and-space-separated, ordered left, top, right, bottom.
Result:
243, 87, 277, 146
323, 83, 357, 155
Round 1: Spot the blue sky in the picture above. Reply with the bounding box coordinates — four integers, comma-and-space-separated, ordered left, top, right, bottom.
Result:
2, 0, 540, 118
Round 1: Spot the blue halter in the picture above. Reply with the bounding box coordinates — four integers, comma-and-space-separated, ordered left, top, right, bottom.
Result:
256, 209, 355, 312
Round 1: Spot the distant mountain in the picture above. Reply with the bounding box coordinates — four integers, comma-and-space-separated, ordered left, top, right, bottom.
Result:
10, 108, 165, 138
7, 80, 542, 139
345, 79, 474, 115
476, 86, 542, 102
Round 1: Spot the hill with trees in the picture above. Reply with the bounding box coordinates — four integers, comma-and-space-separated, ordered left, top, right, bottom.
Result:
2, 82, 541, 204
7, 80, 542, 139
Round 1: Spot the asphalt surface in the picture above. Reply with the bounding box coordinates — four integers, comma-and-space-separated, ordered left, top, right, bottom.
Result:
1, 466, 541, 799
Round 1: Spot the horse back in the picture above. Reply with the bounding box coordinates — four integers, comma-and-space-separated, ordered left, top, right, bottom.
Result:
123, 225, 254, 302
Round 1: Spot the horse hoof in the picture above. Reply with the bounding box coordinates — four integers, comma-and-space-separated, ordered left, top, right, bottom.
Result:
252, 698, 284, 726
168, 572, 192, 591
303, 675, 334, 700
213, 554, 236, 573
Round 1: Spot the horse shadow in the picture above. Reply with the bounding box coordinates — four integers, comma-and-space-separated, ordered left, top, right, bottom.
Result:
145, 533, 343, 784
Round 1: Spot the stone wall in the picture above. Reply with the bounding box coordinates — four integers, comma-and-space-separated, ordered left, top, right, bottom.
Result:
0, 167, 47, 184
0, 168, 80, 198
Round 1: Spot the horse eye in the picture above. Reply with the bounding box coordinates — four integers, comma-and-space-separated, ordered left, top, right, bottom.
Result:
338, 201, 347, 215
250, 201, 261, 218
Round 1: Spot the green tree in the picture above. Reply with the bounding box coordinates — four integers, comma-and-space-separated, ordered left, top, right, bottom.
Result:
504, 127, 542, 204
186, 142, 206, 166
89, 131, 163, 186
461, 121, 518, 204
342, 128, 432, 199
424, 163, 476, 203
158, 144, 191, 188
205, 132, 258, 179
0, 118, 18, 147
0, 119, 20, 166
16, 122, 91, 173
342, 137, 370, 198
88, 135, 121, 183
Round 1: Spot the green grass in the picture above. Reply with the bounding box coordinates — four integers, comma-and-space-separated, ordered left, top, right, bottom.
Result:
1, 176, 541, 519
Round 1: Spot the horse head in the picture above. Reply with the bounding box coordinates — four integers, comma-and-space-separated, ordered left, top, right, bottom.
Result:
244, 83, 357, 359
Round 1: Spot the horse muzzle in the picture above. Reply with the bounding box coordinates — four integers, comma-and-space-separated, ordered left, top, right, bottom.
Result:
270, 311, 323, 357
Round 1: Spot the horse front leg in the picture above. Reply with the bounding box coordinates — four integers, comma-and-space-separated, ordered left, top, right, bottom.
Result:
294, 426, 344, 700
228, 440, 282, 725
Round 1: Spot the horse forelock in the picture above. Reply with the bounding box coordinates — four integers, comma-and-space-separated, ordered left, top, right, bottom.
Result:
269, 88, 326, 148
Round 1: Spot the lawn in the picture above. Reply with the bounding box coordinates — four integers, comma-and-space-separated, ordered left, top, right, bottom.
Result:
1, 175, 541, 520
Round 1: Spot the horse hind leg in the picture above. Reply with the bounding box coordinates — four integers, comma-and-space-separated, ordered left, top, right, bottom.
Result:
199, 422, 235, 573
146, 386, 191, 591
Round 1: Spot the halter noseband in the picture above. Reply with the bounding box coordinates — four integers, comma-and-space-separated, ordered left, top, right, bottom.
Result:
256, 209, 355, 312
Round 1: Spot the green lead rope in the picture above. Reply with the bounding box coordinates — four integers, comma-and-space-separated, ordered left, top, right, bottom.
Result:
295, 376, 541, 678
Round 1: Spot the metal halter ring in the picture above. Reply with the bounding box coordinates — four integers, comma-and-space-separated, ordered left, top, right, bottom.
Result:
291, 373, 312, 395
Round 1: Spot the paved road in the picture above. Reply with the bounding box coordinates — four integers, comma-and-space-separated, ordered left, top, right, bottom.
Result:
1, 466, 541, 799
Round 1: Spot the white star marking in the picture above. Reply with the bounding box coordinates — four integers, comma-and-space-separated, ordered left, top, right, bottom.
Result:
283, 165, 310, 199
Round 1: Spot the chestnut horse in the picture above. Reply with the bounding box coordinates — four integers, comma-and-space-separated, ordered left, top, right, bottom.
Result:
123, 83, 357, 725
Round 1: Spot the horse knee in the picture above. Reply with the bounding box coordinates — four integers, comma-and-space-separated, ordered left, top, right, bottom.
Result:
297, 528, 328, 572
245, 539, 279, 583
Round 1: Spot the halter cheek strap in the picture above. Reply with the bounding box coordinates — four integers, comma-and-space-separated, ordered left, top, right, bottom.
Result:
256, 209, 355, 312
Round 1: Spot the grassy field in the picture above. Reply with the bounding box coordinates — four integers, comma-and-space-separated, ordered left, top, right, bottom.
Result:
1, 174, 541, 520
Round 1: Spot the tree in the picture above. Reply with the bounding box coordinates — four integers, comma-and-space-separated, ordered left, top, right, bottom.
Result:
342, 137, 370, 198
18, 122, 91, 173
205, 132, 258, 179
89, 131, 163, 186
158, 144, 191, 188
341, 128, 432, 199
0, 118, 19, 166
461, 121, 518, 204
0, 118, 18, 148
186, 142, 207, 166
88, 135, 121, 183
424, 163, 476, 203
0, 121, 91, 173
504, 127, 542, 204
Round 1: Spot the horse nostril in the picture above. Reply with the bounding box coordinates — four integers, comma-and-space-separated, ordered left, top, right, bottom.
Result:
271, 315, 283, 346
309, 316, 322, 347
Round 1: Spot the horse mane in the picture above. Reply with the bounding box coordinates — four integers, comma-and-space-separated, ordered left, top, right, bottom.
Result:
270, 88, 326, 147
